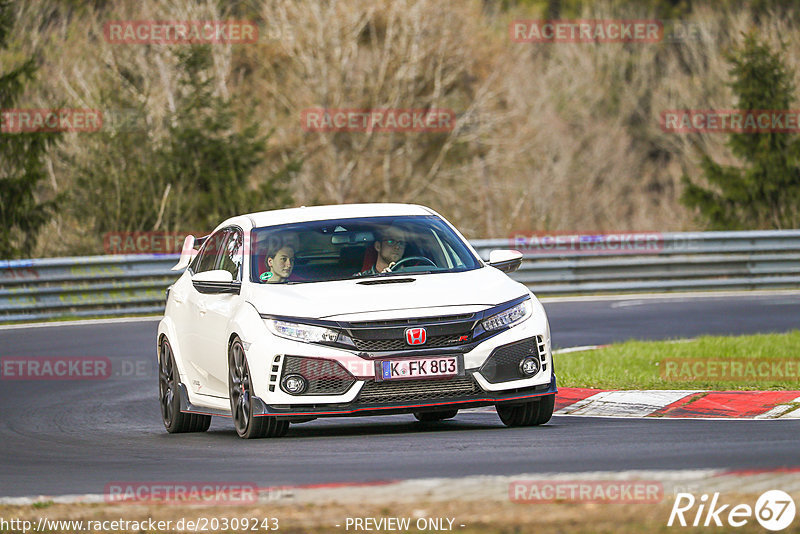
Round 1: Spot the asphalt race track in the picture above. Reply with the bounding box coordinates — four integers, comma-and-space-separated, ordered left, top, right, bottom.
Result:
545, 291, 800, 347
1, 292, 799, 498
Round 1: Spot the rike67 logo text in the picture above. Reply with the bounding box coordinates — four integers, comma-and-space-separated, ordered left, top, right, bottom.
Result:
668, 491, 796, 531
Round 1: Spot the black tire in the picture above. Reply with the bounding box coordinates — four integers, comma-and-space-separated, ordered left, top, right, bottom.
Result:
159, 339, 211, 433
496, 402, 536, 426
533, 393, 555, 425
413, 409, 458, 422
496, 394, 555, 427
228, 338, 289, 439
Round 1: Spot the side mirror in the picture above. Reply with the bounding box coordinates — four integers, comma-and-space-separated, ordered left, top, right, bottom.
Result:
192, 269, 240, 295
488, 250, 523, 274
172, 235, 196, 271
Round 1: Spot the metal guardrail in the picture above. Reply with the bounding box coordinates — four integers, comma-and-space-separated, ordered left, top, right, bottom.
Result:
0, 255, 176, 322
1, 230, 798, 323
470, 230, 800, 295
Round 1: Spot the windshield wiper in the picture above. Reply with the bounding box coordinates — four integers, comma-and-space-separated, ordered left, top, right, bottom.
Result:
356, 277, 416, 285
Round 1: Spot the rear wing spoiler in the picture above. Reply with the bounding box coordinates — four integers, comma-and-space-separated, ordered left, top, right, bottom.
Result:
172, 234, 208, 271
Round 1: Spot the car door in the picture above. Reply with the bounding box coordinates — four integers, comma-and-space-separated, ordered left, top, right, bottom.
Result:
183, 229, 227, 397
192, 227, 244, 398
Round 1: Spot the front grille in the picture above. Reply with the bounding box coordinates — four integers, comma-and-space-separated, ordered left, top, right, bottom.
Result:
353, 334, 465, 352
356, 375, 481, 404
479, 337, 541, 383
347, 313, 475, 352
282, 356, 356, 395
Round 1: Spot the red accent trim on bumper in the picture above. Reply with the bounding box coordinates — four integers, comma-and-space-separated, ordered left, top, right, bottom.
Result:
254, 388, 556, 417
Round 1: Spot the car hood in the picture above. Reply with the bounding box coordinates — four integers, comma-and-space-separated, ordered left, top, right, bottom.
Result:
245, 267, 529, 320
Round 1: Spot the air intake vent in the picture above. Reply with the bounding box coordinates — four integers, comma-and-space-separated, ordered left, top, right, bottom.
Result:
357, 375, 481, 404
479, 337, 541, 383
282, 356, 356, 395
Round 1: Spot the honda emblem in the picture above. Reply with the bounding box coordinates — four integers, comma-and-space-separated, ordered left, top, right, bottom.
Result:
405, 327, 427, 346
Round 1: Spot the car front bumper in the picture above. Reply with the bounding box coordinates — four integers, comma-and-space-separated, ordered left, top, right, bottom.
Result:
253, 374, 557, 418
239, 308, 555, 419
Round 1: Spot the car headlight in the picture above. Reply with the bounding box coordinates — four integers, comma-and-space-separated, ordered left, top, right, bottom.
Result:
481, 299, 532, 332
266, 320, 340, 343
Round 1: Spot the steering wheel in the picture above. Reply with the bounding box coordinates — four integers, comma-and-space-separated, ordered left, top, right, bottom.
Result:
387, 256, 436, 272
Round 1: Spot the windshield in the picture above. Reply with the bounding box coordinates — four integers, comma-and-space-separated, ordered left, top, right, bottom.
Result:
249, 215, 482, 284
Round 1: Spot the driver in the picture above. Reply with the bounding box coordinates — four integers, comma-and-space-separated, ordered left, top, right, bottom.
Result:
355, 226, 408, 276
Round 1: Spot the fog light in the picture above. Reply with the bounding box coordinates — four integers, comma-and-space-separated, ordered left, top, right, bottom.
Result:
281, 374, 307, 395
519, 357, 540, 377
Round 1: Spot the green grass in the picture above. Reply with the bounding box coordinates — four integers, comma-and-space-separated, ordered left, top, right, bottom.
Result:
557, 331, 800, 390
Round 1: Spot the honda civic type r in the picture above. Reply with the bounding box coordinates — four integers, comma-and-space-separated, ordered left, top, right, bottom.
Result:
157, 203, 556, 438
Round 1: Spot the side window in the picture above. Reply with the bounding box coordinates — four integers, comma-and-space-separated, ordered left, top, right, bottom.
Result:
193, 231, 226, 274
217, 229, 243, 280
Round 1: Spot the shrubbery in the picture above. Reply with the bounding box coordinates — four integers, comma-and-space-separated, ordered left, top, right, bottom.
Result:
3, 0, 800, 257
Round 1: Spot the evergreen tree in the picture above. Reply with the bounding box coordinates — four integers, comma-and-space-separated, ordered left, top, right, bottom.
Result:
71, 45, 298, 237
0, 0, 59, 258
161, 46, 297, 230
681, 32, 800, 229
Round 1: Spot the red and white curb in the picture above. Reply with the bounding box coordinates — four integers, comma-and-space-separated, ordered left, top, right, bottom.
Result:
555, 388, 800, 419
550, 344, 800, 419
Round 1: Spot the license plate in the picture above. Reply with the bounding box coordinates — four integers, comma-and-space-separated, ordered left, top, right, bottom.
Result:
380, 357, 458, 380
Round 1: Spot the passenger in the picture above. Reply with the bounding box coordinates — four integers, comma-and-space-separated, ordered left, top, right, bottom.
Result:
356, 226, 408, 276
261, 244, 295, 283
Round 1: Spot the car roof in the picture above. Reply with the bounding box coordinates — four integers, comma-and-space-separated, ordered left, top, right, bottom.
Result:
216, 203, 437, 231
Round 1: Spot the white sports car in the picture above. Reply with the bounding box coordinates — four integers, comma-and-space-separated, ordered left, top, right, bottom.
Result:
157, 204, 556, 438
